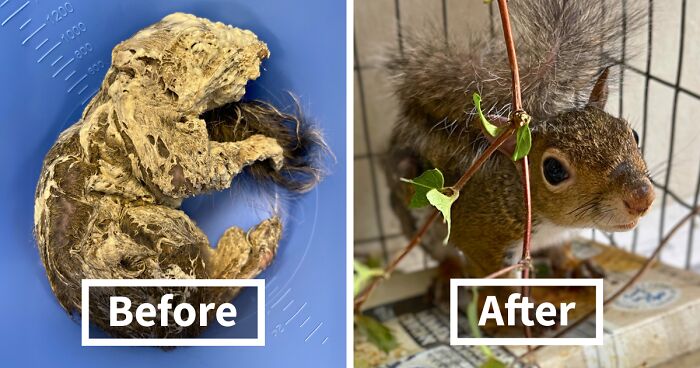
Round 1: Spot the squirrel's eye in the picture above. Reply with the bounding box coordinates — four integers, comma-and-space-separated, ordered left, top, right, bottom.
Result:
543, 157, 569, 186
632, 129, 640, 145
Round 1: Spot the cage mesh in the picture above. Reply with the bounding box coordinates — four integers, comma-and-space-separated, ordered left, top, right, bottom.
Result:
354, 0, 700, 272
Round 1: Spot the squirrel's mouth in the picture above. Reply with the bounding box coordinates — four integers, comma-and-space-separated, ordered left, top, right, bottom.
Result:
610, 219, 639, 231
593, 218, 639, 232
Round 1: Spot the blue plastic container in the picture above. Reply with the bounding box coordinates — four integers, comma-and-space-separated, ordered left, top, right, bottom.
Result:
0, 0, 346, 366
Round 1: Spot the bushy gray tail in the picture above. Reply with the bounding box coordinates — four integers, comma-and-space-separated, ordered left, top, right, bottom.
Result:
203, 97, 328, 193
386, 0, 645, 124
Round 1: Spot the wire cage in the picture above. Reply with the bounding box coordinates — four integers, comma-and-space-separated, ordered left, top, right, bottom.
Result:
354, 0, 700, 272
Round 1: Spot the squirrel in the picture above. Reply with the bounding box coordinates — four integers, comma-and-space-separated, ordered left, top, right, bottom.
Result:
384, 0, 653, 281
33, 13, 325, 339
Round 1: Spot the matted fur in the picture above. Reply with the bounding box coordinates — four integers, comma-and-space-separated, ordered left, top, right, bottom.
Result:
203, 97, 328, 194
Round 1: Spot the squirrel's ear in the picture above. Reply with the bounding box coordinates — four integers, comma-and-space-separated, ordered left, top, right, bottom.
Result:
587, 68, 610, 109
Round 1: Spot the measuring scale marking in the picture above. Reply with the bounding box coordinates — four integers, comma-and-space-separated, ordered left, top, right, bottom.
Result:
34, 37, 47, 49
51, 55, 63, 66
22, 22, 44, 44
18, 17, 30, 29
6, 1, 94, 103
37, 41, 61, 62
1, 0, 29, 26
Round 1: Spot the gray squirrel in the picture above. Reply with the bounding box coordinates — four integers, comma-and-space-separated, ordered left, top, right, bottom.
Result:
384, 0, 654, 279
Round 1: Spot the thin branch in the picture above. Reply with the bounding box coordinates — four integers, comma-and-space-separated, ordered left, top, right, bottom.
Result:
354, 126, 517, 311
497, 0, 522, 110
520, 156, 534, 340
495, 0, 534, 342
353, 211, 439, 310
519, 157, 533, 268
485, 262, 523, 279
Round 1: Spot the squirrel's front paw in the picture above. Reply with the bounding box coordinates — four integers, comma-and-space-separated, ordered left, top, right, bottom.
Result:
558, 258, 605, 279
539, 244, 606, 279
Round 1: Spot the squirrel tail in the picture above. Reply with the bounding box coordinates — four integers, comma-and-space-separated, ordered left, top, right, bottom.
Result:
203, 96, 328, 194
386, 0, 645, 122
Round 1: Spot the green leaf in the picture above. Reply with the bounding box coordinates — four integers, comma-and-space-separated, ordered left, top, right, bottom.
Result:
426, 188, 459, 244
473, 92, 503, 138
400, 168, 445, 208
467, 287, 500, 360
467, 286, 482, 339
481, 357, 508, 368
356, 315, 398, 353
354, 260, 385, 296
512, 124, 532, 161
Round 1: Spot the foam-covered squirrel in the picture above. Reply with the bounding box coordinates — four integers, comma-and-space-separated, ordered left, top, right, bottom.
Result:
34, 13, 325, 339
385, 0, 653, 280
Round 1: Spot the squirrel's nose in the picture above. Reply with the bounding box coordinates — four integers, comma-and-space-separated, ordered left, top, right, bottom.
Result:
623, 183, 655, 216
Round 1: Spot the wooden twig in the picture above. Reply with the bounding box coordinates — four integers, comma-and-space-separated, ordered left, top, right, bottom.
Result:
485, 262, 524, 279
517, 205, 700, 363
495, 0, 534, 342
497, 0, 522, 110
520, 156, 533, 340
354, 211, 439, 310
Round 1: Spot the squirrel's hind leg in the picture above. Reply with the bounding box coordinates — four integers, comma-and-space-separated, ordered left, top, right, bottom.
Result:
81, 203, 210, 338
201, 216, 281, 304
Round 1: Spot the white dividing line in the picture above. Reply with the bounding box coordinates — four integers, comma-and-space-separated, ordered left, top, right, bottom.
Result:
37, 41, 61, 63
0, 0, 8, 8
285, 302, 306, 326
34, 37, 47, 50
67, 74, 86, 92
282, 299, 294, 312
322, 337, 329, 345
19, 18, 30, 30
300, 316, 310, 328
22, 23, 45, 45
1, 1, 29, 26
51, 55, 63, 66
64, 69, 76, 80
305, 322, 322, 342
77, 84, 88, 95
